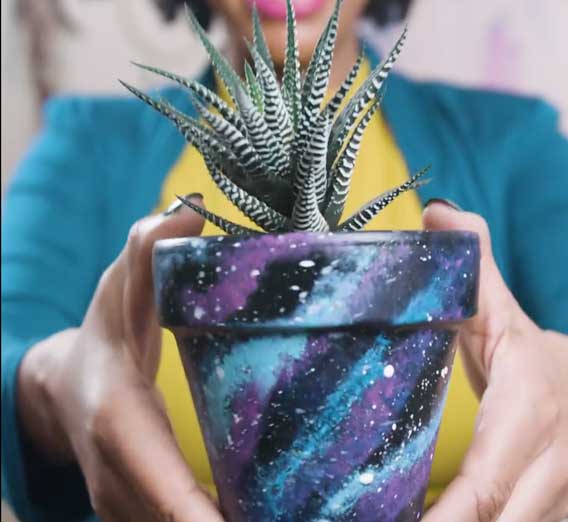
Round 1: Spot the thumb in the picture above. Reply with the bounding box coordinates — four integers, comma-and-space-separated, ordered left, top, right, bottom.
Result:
422, 200, 520, 383
123, 193, 205, 374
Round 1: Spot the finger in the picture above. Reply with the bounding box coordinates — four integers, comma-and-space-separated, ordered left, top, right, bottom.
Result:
422, 386, 546, 522
93, 379, 224, 522
422, 201, 524, 379
124, 193, 205, 372
497, 444, 568, 522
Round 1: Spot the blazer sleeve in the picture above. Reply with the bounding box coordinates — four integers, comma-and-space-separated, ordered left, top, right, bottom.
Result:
507, 100, 568, 333
1, 97, 105, 522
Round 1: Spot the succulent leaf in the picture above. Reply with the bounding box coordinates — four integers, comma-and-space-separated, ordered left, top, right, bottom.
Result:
248, 43, 293, 172
252, 4, 277, 77
189, 93, 260, 171
245, 61, 265, 113
282, 0, 302, 133
130, 62, 245, 134
297, 0, 342, 159
321, 53, 364, 120
324, 93, 384, 227
186, 6, 246, 104
292, 174, 330, 232
234, 83, 282, 177
338, 166, 431, 232
125, 7, 423, 235
328, 27, 408, 169
204, 157, 290, 232
177, 195, 258, 235
296, 113, 333, 205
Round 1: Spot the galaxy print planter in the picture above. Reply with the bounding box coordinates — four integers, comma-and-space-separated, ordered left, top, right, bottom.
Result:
153, 231, 480, 522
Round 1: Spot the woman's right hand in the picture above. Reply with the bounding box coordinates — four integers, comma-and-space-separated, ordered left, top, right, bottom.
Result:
17, 195, 226, 522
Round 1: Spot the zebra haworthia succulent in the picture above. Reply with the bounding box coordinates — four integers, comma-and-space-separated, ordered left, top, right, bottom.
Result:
122, 0, 429, 235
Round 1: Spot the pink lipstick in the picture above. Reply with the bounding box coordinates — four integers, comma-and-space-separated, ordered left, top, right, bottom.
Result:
248, 0, 327, 21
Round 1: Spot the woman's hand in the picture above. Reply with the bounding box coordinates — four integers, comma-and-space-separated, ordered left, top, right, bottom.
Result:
422, 201, 568, 522
17, 195, 226, 522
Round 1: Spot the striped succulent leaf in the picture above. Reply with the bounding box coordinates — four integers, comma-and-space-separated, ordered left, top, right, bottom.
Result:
282, 0, 302, 133
339, 166, 431, 232
124, 4, 427, 235
297, 0, 343, 160
130, 62, 245, 134
245, 61, 265, 113
292, 174, 330, 232
202, 154, 290, 232
327, 27, 408, 169
296, 114, 333, 206
321, 53, 364, 120
185, 6, 246, 103
324, 92, 384, 227
252, 5, 277, 78
177, 195, 257, 235
234, 83, 282, 177
247, 43, 293, 172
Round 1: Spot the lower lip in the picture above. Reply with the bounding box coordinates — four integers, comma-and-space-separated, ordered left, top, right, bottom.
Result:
248, 0, 327, 21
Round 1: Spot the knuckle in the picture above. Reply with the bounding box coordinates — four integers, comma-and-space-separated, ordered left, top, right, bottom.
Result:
475, 481, 512, 522
88, 399, 118, 455
126, 220, 146, 253
98, 263, 117, 288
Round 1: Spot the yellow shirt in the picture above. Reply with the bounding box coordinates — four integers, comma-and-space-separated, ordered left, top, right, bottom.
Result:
154, 62, 479, 505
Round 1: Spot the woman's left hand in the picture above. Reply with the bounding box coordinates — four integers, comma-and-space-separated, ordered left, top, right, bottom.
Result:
421, 200, 568, 522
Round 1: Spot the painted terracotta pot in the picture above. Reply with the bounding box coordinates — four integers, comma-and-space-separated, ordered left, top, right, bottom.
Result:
153, 231, 480, 522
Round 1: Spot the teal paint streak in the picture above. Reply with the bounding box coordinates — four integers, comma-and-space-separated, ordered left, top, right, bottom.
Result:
203, 334, 308, 445
259, 336, 390, 518
271, 247, 381, 326
318, 405, 444, 518
396, 271, 455, 324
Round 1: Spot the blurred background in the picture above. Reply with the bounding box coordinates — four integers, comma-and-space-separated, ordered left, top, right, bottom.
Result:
1, 0, 567, 519
2, 0, 568, 193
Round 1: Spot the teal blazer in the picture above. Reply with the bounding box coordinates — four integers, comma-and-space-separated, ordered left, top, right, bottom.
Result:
2, 48, 568, 521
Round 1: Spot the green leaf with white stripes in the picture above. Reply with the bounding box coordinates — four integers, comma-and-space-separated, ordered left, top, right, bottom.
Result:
252, 4, 277, 77
186, 5, 246, 103
338, 166, 431, 232
328, 27, 407, 169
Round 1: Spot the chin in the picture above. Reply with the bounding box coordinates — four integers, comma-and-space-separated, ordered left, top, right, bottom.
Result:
261, 18, 329, 68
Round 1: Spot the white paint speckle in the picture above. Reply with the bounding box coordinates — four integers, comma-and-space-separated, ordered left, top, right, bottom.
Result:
359, 472, 374, 485
441, 366, 449, 379
194, 306, 206, 319
383, 365, 395, 378
299, 260, 316, 268
290, 285, 301, 291
216, 367, 225, 380
250, 269, 260, 278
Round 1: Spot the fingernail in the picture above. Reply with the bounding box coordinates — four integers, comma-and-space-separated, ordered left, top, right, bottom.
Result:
164, 193, 203, 216
425, 198, 463, 212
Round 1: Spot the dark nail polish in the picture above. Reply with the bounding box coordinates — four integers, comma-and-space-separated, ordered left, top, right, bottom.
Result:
425, 198, 463, 212
185, 192, 204, 201
164, 193, 203, 216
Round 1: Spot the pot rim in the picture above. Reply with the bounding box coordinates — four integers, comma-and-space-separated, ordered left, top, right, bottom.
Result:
153, 229, 480, 331
154, 229, 479, 253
